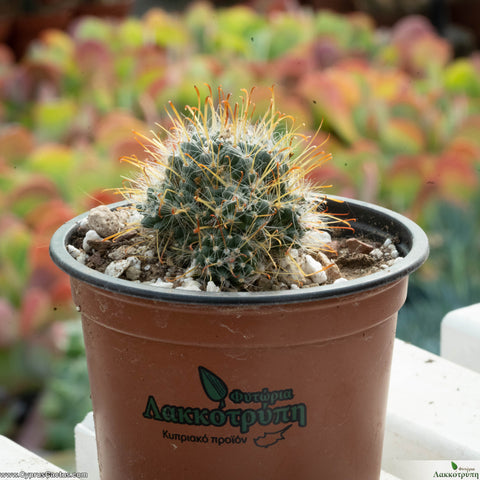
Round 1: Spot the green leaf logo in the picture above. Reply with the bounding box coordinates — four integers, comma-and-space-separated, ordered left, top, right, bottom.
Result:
452, 462, 458, 470
198, 366, 228, 409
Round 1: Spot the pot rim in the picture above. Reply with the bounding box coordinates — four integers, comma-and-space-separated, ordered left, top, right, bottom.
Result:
49, 196, 429, 305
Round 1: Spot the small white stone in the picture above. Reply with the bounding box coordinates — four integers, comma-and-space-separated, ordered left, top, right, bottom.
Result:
390, 248, 399, 259
289, 249, 300, 260
67, 244, 84, 261
334, 277, 348, 284
393, 256, 404, 265
126, 209, 143, 224
83, 230, 102, 252
370, 248, 383, 260
383, 238, 392, 248
290, 284, 300, 290
302, 254, 328, 284
206, 281, 220, 292
150, 279, 174, 289
104, 257, 135, 278
125, 257, 142, 281
108, 245, 130, 260
279, 250, 306, 284
144, 250, 155, 259
79, 217, 89, 229
302, 229, 332, 248
184, 261, 197, 278
115, 208, 135, 226
176, 280, 202, 291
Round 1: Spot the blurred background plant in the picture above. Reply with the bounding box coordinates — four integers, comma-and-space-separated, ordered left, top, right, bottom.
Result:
0, 0, 479, 463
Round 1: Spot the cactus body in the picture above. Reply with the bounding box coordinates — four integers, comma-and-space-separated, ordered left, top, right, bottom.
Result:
124, 87, 335, 289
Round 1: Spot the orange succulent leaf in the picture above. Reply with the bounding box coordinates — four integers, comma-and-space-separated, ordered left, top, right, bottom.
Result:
435, 147, 479, 202
409, 36, 452, 74
242, 84, 312, 127
32, 97, 78, 143
134, 43, 167, 70
27, 144, 75, 186
143, 8, 190, 50
388, 153, 433, 203
269, 50, 316, 87
7, 175, 60, 221
380, 117, 426, 155
0, 216, 32, 288
84, 189, 122, 210
74, 39, 114, 83
110, 138, 151, 166
19, 287, 52, 338
24, 199, 76, 317
308, 162, 356, 198
300, 69, 360, 144
0, 125, 35, 165
0, 299, 16, 348
389, 145, 479, 211
50, 280, 73, 307
22, 199, 71, 236
95, 111, 149, 155
364, 68, 412, 103
391, 16, 452, 76
325, 139, 383, 199
34, 29, 74, 69
454, 115, 480, 148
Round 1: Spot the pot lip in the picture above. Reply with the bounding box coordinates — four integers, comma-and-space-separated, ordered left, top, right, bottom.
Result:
49, 196, 429, 306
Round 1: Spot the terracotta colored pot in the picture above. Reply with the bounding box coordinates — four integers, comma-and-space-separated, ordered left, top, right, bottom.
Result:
50, 196, 428, 480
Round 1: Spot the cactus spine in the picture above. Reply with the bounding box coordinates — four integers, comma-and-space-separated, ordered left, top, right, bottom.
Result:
123, 87, 336, 290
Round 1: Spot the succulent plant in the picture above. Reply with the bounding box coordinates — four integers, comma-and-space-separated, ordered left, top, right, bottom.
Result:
123, 86, 340, 290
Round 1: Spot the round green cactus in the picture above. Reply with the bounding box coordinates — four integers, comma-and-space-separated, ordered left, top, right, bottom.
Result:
123, 87, 338, 289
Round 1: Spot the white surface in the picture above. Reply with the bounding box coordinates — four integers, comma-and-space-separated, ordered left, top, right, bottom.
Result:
441, 303, 480, 373
75, 412, 100, 480
383, 339, 480, 477
380, 472, 402, 480
0, 435, 64, 471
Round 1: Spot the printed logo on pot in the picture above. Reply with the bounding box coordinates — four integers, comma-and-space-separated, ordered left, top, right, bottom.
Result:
142, 366, 307, 448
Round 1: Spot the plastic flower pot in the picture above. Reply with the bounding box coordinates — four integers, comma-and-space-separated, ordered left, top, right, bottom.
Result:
50, 196, 428, 480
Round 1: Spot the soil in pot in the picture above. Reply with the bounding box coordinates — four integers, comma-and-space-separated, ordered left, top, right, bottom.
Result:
66, 202, 405, 293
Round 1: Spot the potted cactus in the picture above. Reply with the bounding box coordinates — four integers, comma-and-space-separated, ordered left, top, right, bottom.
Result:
50, 87, 428, 480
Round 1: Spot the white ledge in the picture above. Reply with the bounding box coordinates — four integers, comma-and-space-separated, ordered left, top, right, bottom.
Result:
383, 339, 480, 477
0, 435, 65, 472
441, 303, 480, 373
